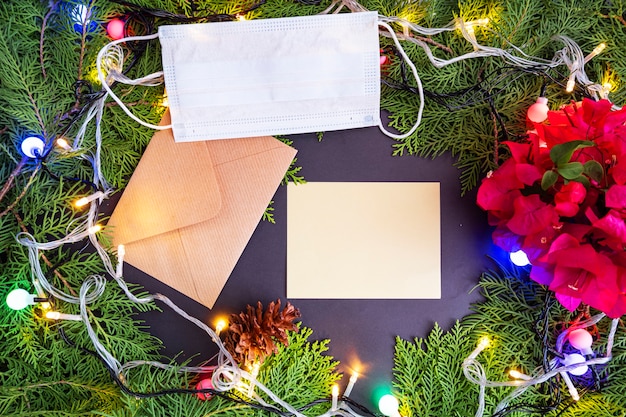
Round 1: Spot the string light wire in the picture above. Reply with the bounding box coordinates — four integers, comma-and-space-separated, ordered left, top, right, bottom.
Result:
463, 316, 620, 417
15, 3, 620, 417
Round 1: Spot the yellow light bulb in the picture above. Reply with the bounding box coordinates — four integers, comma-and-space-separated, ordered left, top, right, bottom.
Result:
592, 43, 606, 55
74, 191, 104, 208
46, 311, 61, 320
478, 336, 490, 349
56, 138, 71, 150
509, 369, 532, 381
88, 224, 102, 234
584, 43, 607, 63
215, 318, 228, 334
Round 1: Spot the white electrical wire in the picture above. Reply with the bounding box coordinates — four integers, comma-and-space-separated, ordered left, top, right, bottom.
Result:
96, 33, 171, 131
16, 4, 617, 417
376, 21, 424, 140
464, 315, 620, 417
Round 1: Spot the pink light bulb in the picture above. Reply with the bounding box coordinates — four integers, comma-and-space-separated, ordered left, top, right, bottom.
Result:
527, 97, 549, 123
107, 18, 126, 40
568, 328, 593, 355
196, 378, 214, 400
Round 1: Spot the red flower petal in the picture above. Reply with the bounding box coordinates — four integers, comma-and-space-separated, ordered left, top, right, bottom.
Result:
530, 264, 555, 286
507, 195, 558, 236
492, 226, 523, 252
582, 98, 612, 126
606, 185, 626, 209
554, 181, 586, 217
515, 163, 543, 186
609, 162, 626, 185
504, 141, 531, 163
591, 210, 626, 250
555, 292, 582, 312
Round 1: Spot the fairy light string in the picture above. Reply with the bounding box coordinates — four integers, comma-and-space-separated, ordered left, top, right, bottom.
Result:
463, 315, 620, 417
7, 1, 622, 416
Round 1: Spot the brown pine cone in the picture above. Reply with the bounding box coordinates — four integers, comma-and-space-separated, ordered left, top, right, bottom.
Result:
223, 299, 301, 367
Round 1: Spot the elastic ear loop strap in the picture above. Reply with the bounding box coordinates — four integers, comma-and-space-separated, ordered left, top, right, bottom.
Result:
96, 32, 172, 131
377, 21, 424, 140
99, 23, 424, 138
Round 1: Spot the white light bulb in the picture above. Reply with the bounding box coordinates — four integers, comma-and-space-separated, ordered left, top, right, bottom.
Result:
527, 97, 549, 123
6, 288, 34, 311
563, 353, 588, 376
21, 136, 45, 158
72, 4, 89, 24
510, 250, 530, 267
379, 394, 400, 417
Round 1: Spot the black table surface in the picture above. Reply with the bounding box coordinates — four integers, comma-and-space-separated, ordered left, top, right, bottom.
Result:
112, 124, 497, 410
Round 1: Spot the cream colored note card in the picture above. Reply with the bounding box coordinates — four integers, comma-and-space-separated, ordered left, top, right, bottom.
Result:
287, 182, 441, 299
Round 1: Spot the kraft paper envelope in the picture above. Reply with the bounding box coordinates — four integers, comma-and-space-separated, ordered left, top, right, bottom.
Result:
287, 182, 440, 299
108, 111, 297, 308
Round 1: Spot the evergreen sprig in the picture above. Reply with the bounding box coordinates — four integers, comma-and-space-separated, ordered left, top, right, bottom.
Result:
2, 0, 626, 415
393, 267, 626, 416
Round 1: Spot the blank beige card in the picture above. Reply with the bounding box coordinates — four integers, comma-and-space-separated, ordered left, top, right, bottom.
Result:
287, 182, 441, 299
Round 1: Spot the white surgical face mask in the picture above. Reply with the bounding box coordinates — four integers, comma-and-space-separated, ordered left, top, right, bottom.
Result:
159, 12, 381, 141
97, 12, 423, 141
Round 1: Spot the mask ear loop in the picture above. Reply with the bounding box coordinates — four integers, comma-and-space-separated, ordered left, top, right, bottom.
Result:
96, 33, 172, 131
377, 21, 424, 140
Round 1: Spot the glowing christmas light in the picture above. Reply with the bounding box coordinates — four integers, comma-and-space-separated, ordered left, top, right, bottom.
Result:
344, 372, 358, 397
45, 311, 82, 321
56, 137, 71, 151
196, 378, 214, 400
563, 353, 589, 376
584, 42, 606, 63
509, 250, 530, 267
106, 18, 125, 40
215, 318, 228, 335
378, 394, 400, 417
70, 4, 98, 33
6, 289, 46, 311
331, 384, 339, 411
21, 136, 45, 158
88, 224, 102, 234
509, 369, 532, 381
75, 191, 105, 208
527, 97, 549, 123
568, 329, 593, 355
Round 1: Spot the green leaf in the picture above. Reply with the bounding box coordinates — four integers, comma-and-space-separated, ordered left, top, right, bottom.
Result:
541, 170, 558, 190
583, 160, 604, 183
549, 140, 595, 165
557, 162, 584, 179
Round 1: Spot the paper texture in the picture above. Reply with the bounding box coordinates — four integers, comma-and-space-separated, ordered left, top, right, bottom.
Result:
159, 12, 381, 141
287, 182, 440, 299
108, 111, 297, 308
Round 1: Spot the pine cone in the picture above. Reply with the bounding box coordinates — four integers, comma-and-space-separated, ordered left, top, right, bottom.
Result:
223, 299, 300, 367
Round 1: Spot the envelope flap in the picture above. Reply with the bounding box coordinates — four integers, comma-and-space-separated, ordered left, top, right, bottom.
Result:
108, 111, 222, 245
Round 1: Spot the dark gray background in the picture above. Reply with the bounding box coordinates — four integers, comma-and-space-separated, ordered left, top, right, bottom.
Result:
117, 125, 498, 410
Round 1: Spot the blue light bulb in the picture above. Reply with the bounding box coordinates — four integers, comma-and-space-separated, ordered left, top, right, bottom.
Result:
509, 250, 530, 267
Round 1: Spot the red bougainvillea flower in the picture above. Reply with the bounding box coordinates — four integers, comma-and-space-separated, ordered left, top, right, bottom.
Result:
478, 98, 626, 317
554, 181, 586, 217
507, 195, 559, 236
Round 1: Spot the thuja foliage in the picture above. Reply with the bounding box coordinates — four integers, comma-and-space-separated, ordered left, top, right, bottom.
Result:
102, 326, 339, 417
392, 265, 626, 416
1, 0, 626, 416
